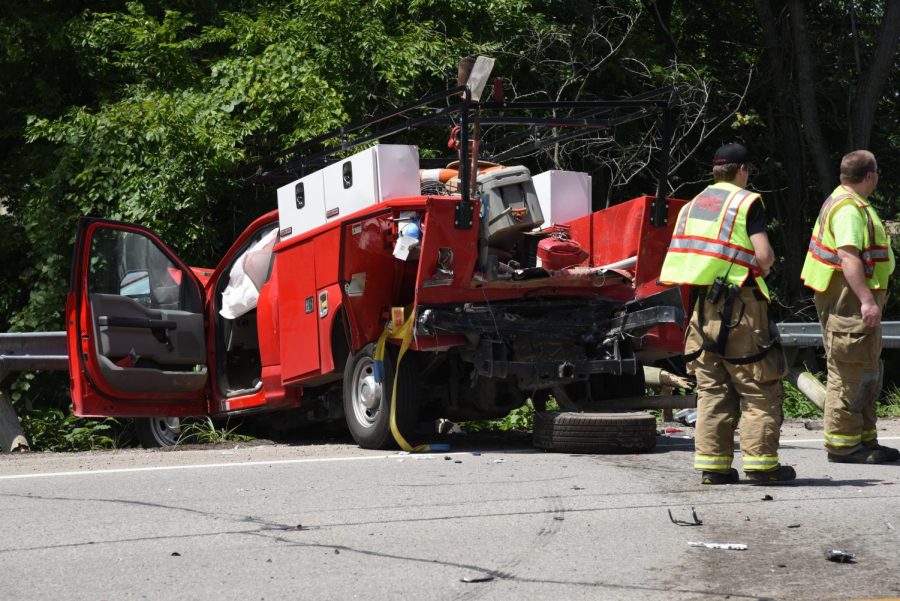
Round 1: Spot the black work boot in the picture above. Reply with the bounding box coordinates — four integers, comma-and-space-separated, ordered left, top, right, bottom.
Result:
829, 446, 899, 464
745, 465, 797, 484
701, 468, 739, 485
874, 444, 900, 462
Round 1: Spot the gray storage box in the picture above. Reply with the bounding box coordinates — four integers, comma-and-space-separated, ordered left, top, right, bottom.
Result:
478, 166, 544, 248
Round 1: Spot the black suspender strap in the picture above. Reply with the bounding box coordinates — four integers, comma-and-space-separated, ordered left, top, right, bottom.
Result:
682, 286, 779, 365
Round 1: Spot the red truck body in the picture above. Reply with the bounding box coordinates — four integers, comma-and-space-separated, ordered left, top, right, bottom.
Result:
65, 88, 690, 448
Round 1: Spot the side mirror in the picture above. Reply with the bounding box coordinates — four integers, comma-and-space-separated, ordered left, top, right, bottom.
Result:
120, 270, 151, 305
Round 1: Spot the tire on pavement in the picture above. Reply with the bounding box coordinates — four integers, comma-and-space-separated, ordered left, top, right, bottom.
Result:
342, 342, 419, 449
532, 411, 657, 454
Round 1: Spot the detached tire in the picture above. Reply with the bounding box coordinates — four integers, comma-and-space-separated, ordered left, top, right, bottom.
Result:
533, 411, 656, 454
343, 343, 419, 450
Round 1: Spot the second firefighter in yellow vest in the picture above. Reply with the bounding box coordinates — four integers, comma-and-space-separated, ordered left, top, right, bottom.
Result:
801, 149, 898, 465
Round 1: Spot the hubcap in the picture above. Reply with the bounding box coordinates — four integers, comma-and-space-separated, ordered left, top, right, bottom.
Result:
352, 358, 382, 428
152, 417, 182, 446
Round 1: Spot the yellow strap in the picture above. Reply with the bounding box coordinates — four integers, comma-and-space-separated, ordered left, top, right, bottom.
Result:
379, 306, 431, 453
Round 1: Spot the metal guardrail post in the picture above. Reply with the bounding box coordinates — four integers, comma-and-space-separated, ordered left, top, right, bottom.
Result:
0, 332, 68, 452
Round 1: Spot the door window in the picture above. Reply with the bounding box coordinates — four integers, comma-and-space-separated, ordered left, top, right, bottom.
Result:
88, 227, 199, 312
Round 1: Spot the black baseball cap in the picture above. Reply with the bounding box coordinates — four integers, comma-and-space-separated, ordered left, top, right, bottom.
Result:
713, 143, 752, 165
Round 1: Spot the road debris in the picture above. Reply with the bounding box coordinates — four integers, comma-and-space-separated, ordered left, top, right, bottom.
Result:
825, 549, 855, 563
787, 523, 801, 528
762, 494, 774, 501
668, 507, 702, 526
461, 576, 494, 583
674, 408, 697, 426
688, 541, 747, 551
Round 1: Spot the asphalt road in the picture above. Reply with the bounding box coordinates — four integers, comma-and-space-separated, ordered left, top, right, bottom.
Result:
1, 420, 899, 601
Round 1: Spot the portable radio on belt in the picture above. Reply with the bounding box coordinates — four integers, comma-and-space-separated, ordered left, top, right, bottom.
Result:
706, 276, 727, 304
706, 260, 736, 304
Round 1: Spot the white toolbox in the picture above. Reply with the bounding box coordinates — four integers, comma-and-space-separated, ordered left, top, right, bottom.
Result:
277, 144, 420, 240
322, 144, 420, 223
277, 171, 326, 240
532, 170, 592, 226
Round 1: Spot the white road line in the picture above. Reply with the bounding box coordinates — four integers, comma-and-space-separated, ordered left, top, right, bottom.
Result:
0, 451, 485, 481
660, 435, 900, 448
3, 436, 900, 481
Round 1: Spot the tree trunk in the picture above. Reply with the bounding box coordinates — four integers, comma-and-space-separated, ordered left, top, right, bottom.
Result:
643, 0, 677, 55
850, 2, 900, 150
754, 0, 809, 306
789, 0, 833, 196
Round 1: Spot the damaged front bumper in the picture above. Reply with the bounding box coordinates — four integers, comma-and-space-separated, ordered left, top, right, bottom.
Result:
415, 288, 685, 387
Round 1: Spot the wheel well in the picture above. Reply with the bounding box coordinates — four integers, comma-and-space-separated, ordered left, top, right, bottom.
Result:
330, 308, 351, 374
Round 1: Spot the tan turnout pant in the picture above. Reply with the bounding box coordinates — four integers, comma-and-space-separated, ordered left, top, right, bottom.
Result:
686, 287, 786, 473
815, 273, 886, 456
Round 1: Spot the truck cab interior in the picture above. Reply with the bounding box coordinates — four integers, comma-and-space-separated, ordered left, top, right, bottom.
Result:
213, 223, 278, 398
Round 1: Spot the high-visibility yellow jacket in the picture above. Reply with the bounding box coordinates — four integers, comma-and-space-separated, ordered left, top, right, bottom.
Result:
800, 185, 893, 292
659, 182, 769, 299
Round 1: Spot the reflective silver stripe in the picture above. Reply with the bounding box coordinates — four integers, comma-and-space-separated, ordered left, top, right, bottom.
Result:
811, 192, 889, 278
742, 455, 780, 470
669, 237, 758, 266
674, 206, 690, 236
815, 193, 853, 241
719, 189, 753, 241
694, 454, 733, 469
824, 432, 861, 447
808, 239, 841, 266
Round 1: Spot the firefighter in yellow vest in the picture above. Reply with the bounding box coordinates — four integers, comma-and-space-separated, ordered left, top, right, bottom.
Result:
800, 150, 898, 464
660, 143, 795, 484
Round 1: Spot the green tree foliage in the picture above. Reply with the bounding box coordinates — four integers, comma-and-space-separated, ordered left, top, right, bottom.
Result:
0, 1, 897, 448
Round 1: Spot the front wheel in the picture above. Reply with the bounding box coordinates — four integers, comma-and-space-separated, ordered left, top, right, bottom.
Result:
135, 417, 182, 448
342, 343, 419, 449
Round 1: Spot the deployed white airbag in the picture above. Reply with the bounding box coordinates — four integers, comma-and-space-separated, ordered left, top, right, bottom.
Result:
220, 228, 278, 319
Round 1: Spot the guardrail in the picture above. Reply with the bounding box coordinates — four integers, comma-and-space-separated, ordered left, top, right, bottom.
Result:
2, 324, 897, 451
778, 322, 900, 348
0, 332, 67, 452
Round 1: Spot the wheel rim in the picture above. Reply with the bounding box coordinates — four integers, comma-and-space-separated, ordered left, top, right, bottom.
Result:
351, 356, 383, 429
150, 417, 182, 446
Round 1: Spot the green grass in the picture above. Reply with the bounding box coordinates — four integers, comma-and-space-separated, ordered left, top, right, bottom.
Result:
460, 397, 560, 433
20, 407, 125, 451
176, 417, 254, 445
782, 379, 823, 419
782, 376, 900, 419
877, 384, 900, 418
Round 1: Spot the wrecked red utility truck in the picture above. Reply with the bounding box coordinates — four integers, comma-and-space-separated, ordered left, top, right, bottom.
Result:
66, 86, 688, 449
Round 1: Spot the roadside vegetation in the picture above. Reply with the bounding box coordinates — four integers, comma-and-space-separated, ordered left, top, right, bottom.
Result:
177, 417, 255, 446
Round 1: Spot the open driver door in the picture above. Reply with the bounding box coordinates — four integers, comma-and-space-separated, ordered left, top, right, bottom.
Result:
66, 218, 210, 418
